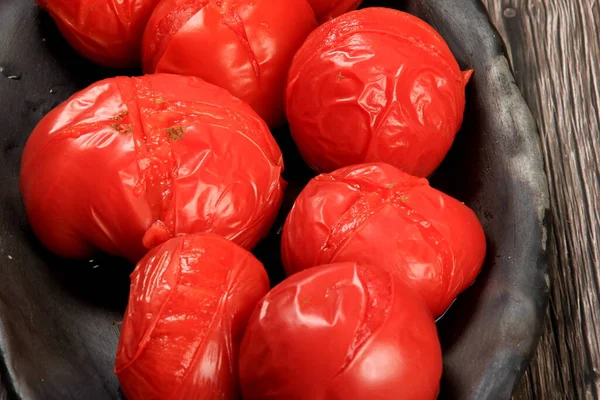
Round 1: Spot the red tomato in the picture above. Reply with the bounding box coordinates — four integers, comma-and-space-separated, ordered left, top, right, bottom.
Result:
239, 262, 442, 400
281, 162, 486, 317
141, 0, 317, 128
36, 0, 160, 68
20, 74, 284, 264
306, 0, 363, 23
286, 7, 472, 177
115, 234, 270, 400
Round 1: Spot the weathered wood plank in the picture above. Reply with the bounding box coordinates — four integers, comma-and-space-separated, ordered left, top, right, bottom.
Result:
482, 0, 600, 399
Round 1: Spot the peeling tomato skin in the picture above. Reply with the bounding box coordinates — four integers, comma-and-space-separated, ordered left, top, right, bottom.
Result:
286, 8, 471, 177
20, 74, 285, 264
281, 162, 486, 317
36, 0, 161, 68
239, 262, 442, 400
306, 0, 363, 24
116, 234, 270, 400
142, 0, 318, 128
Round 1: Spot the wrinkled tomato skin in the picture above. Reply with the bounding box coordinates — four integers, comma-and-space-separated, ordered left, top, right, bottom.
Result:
115, 234, 270, 400
286, 8, 472, 177
142, 0, 317, 128
20, 74, 284, 264
239, 262, 442, 400
306, 0, 363, 23
281, 163, 486, 317
36, 0, 160, 68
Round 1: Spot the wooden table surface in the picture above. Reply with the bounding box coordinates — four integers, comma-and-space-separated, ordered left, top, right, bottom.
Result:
481, 1, 600, 399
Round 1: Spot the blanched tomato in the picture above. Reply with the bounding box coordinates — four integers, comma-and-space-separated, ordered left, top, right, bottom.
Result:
306, 0, 363, 23
36, 0, 160, 68
239, 262, 442, 400
142, 0, 317, 128
286, 7, 472, 177
20, 74, 284, 264
281, 163, 486, 317
116, 234, 270, 400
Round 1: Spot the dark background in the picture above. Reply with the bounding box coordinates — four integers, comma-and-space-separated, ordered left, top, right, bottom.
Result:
482, 1, 600, 399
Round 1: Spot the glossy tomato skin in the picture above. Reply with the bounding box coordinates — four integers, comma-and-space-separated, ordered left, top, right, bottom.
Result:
239, 262, 442, 400
286, 7, 472, 177
36, 0, 160, 68
281, 162, 486, 317
20, 74, 284, 264
115, 234, 270, 400
306, 0, 363, 23
141, 0, 317, 128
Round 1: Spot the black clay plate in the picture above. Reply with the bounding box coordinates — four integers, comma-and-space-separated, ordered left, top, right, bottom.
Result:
0, 0, 550, 399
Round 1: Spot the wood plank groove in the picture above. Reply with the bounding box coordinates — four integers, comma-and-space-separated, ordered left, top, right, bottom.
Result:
483, 0, 600, 398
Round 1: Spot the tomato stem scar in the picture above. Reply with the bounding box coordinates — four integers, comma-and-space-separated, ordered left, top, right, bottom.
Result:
112, 110, 129, 120
166, 126, 186, 141
111, 123, 133, 134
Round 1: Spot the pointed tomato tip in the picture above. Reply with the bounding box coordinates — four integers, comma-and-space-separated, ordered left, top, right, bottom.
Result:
463, 69, 474, 85
142, 220, 172, 249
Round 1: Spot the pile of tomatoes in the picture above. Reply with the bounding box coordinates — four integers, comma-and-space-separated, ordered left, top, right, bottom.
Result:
21, 1, 486, 399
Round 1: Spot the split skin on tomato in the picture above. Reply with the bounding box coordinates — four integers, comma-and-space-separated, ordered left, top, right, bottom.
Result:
142, 0, 317, 128
19, 74, 284, 264
239, 262, 442, 400
115, 234, 270, 400
36, 0, 161, 68
281, 162, 486, 318
286, 7, 472, 177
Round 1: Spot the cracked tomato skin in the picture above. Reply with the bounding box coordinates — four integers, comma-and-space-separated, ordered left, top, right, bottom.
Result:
281, 163, 486, 317
239, 262, 442, 400
36, 0, 161, 68
286, 8, 472, 177
306, 0, 363, 23
141, 0, 317, 128
20, 74, 284, 264
116, 234, 270, 400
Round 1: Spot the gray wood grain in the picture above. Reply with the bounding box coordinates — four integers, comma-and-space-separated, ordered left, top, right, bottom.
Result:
482, 0, 600, 399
